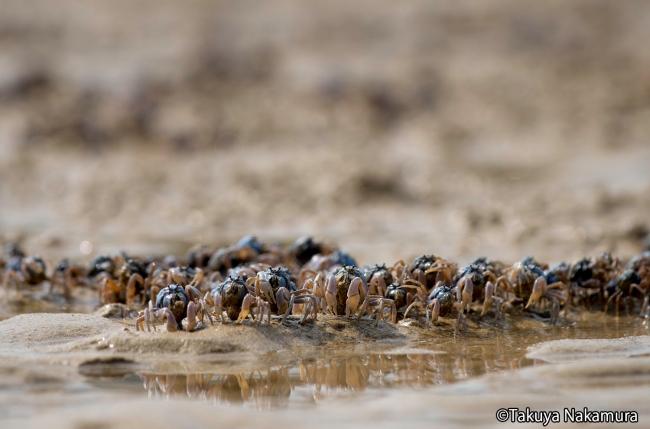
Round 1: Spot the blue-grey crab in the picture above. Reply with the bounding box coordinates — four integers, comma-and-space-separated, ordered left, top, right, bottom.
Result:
136, 284, 212, 332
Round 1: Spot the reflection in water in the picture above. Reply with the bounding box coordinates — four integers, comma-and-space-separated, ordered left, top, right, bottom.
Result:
138, 352, 537, 408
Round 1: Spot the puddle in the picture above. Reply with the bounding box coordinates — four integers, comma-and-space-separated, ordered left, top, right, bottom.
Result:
63, 312, 650, 410
88, 351, 537, 409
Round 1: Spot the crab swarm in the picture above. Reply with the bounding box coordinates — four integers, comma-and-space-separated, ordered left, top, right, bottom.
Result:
2, 238, 649, 333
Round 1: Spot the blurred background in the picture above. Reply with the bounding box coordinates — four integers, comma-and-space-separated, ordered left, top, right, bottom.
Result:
1, 0, 650, 265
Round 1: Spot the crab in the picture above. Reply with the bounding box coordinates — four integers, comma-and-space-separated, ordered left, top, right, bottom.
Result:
289, 236, 329, 266
88, 253, 126, 279
544, 262, 570, 287
321, 266, 367, 318
96, 257, 150, 306
469, 257, 507, 277
207, 236, 285, 274
227, 262, 271, 282
3, 255, 49, 296
302, 249, 357, 273
524, 276, 568, 324
501, 261, 567, 323
627, 251, 650, 272
207, 276, 248, 322
208, 243, 259, 275
403, 283, 456, 326
363, 263, 394, 296
247, 268, 317, 324
520, 256, 549, 271
385, 282, 408, 314
605, 269, 649, 316
407, 255, 457, 291
144, 264, 208, 306
500, 261, 545, 303
569, 253, 621, 307
399, 279, 469, 334
311, 266, 395, 324
184, 245, 216, 269
50, 258, 85, 298
453, 262, 500, 312
118, 258, 148, 306
207, 275, 287, 325
136, 284, 212, 332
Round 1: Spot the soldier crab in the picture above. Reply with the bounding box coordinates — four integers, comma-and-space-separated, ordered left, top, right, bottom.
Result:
136, 284, 212, 332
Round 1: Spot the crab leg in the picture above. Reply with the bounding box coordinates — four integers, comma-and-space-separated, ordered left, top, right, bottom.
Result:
413, 269, 426, 289
200, 299, 214, 325
261, 301, 271, 325
156, 308, 178, 332
125, 274, 144, 306
136, 301, 153, 332
280, 293, 295, 324
356, 294, 371, 321
299, 299, 313, 324
189, 268, 205, 288
185, 285, 203, 301
237, 294, 253, 323
403, 296, 425, 319
455, 311, 467, 335
641, 295, 649, 317
3, 270, 22, 298
296, 294, 318, 322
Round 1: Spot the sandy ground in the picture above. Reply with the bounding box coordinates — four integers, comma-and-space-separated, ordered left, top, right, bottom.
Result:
1, 314, 650, 428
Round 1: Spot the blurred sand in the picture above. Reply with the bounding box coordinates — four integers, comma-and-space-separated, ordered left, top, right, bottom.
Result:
1, 0, 650, 266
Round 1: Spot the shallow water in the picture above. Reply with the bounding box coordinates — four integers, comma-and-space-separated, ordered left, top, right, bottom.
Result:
85, 351, 533, 409
72, 312, 650, 409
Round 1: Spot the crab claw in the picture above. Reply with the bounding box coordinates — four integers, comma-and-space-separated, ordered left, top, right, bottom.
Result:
427, 298, 440, 325
481, 281, 495, 316
280, 293, 296, 324
257, 280, 276, 304
325, 275, 338, 315
212, 292, 223, 323
276, 288, 290, 316
346, 278, 361, 319
526, 277, 547, 309
313, 273, 325, 296
163, 308, 178, 332
187, 301, 197, 331
456, 276, 473, 314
